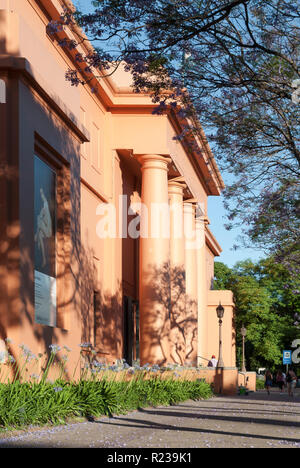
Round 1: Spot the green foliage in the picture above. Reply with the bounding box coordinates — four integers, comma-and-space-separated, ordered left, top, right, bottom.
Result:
214, 258, 300, 371
0, 377, 212, 430
256, 379, 265, 390
115, 378, 212, 412
213, 262, 233, 290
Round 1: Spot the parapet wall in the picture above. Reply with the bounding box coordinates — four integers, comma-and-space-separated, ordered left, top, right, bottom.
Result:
238, 372, 257, 392
197, 367, 238, 395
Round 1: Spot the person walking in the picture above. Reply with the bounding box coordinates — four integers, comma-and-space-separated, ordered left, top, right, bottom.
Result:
282, 370, 286, 385
264, 370, 273, 395
276, 370, 285, 394
286, 369, 297, 397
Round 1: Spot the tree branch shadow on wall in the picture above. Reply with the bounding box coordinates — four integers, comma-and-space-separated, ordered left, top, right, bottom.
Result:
0, 76, 203, 377
0, 86, 123, 380
140, 261, 197, 367
79, 239, 123, 365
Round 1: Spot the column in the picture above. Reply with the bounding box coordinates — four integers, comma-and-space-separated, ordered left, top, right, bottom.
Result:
138, 154, 171, 366
196, 215, 207, 367
183, 201, 198, 366
168, 180, 186, 365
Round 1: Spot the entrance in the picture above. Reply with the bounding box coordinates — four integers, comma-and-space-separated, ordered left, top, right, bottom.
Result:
123, 296, 139, 365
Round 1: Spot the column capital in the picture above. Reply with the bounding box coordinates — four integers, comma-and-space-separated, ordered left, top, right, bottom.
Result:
136, 154, 172, 172
183, 199, 197, 215
168, 179, 186, 195
183, 198, 197, 204
195, 215, 206, 225
198, 215, 210, 225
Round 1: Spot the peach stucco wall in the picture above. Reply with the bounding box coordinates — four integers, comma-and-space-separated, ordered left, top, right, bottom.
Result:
205, 290, 236, 369
0, 0, 236, 388
238, 372, 256, 392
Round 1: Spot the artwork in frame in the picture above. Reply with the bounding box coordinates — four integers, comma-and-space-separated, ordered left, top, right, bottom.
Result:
34, 155, 57, 327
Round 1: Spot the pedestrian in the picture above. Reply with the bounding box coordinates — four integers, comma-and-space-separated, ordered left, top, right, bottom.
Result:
264, 370, 273, 395
276, 370, 285, 394
286, 369, 297, 397
208, 355, 218, 367
282, 370, 287, 389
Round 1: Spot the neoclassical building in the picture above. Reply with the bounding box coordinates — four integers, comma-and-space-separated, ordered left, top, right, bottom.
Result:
0, 0, 237, 390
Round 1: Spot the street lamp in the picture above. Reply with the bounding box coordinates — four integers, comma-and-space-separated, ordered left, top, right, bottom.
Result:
241, 324, 247, 373
216, 302, 225, 368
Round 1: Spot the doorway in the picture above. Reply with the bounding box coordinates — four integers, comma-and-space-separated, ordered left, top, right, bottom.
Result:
123, 296, 139, 365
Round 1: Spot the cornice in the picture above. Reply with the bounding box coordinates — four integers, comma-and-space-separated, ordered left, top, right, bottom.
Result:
31, 0, 224, 194
205, 226, 222, 257
0, 54, 89, 143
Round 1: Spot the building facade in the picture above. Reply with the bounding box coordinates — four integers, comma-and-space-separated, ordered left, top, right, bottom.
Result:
0, 0, 236, 387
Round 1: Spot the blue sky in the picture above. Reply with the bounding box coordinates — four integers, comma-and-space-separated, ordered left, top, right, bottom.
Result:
73, 0, 92, 12
207, 194, 265, 268
207, 153, 265, 268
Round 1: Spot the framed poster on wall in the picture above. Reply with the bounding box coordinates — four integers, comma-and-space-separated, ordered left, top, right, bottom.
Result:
34, 155, 57, 327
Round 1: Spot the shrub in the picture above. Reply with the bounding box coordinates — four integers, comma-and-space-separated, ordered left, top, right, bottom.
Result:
256, 378, 265, 390
0, 377, 212, 430
0, 341, 213, 430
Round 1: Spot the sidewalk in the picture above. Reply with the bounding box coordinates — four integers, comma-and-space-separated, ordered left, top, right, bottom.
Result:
0, 390, 299, 448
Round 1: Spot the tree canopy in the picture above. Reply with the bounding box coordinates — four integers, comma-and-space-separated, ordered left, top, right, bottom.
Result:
51, 0, 300, 275
214, 259, 300, 370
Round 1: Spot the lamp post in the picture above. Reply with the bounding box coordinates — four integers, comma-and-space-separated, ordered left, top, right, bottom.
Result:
216, 302, 225, 368
241, 324, 247, 373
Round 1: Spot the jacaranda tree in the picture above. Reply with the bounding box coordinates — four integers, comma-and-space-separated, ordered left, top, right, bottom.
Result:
49, 0, 300, 278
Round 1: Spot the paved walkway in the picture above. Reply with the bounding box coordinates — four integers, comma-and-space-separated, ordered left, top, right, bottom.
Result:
0, 390, 300, 448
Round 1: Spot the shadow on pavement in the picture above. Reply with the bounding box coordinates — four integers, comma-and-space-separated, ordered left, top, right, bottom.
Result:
96, 415, 300, 445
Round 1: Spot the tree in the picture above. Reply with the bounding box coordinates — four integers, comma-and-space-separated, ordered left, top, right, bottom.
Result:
50, 0, 300, 274
213, 261, 233, 290
214, 259, 300, 370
